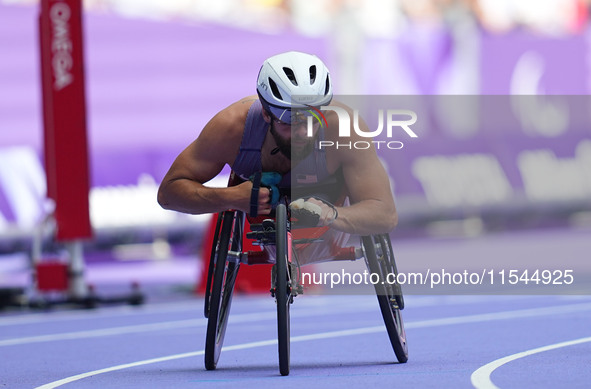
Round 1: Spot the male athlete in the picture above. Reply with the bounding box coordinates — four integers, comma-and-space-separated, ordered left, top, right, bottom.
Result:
157, 51, 397, 238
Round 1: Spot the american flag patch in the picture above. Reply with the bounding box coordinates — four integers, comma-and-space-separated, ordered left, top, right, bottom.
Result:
296, 174, 318, 184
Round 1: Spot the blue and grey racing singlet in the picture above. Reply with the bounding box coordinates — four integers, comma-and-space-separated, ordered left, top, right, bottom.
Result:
232, 100, 344, 203
231, 100, 268, 181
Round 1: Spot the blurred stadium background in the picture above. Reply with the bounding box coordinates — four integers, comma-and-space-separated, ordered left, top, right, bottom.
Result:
1, 0, 591, 299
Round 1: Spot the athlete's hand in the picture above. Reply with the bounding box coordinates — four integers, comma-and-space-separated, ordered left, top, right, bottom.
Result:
289, 197, 338, 227
236, 180, 271, 215
257, 186, 272, 215
306, 198, 338, 226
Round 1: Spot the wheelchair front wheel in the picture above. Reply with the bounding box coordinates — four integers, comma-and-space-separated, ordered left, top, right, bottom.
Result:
362, 234, 408, 363
275, 204, 291, 376
204, 211, 243, 370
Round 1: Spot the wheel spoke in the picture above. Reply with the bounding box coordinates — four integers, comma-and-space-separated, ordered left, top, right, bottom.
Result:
362, 234, 408, 363
205, 211, 243, 370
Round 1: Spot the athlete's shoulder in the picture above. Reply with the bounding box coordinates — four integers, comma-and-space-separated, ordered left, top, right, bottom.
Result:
216, 95, 258, 122
204, 96, 258, 137
228, 95, 260, 111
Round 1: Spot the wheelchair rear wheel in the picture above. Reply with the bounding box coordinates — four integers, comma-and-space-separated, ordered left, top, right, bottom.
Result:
204, 211, 243, 370
362, 234, 408, 363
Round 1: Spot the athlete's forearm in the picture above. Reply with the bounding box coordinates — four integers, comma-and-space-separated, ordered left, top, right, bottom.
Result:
330, 200, 398, 235
158, 179, 271, 216
157, 179, 245, 215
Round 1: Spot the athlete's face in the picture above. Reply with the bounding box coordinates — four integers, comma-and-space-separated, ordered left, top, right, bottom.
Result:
269, 111, 320, 161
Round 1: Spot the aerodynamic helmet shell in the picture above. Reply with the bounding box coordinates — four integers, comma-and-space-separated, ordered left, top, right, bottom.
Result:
256, 51, 332, 121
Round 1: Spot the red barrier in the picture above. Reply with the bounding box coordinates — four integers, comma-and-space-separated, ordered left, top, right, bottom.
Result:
197, 214, 273, 295
39, 0, 92, 241
36, 261, 69, 292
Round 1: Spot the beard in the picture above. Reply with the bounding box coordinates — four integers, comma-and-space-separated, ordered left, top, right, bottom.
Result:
270, 121, 315, 162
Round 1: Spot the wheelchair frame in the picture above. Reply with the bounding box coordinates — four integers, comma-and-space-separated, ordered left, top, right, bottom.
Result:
203, 203, 408, 376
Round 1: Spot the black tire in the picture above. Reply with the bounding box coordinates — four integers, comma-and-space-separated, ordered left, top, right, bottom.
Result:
362, 234, 408, 363
275, 204, 291, 376
377, 235, 404, 310
204, 211, 243, 370
204, 214, 223, 318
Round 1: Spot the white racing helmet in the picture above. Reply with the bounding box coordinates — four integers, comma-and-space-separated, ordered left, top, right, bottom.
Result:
257, 51, 332, 122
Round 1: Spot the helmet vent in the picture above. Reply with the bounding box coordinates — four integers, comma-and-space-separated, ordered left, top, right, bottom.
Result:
324, 75, 330, 96
283, 67, 298, 86
268, 77, 283, 100
309, 65, 317, 84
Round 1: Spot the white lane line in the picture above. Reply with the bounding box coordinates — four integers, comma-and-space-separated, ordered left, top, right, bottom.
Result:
406, 302, 591, 329
35, 350, 207, 389
471, 336, 591, 389
0, 318, 205, 347
0, 301, 202, 327
0, 302, 378, 347
0, 296, 372, 327
0, 312, 275, 347
2, 294, 564, 327
3, 294, 569, 328
7, 300, 591, 348
34, 326, 387, 389
35, 301, 591, 389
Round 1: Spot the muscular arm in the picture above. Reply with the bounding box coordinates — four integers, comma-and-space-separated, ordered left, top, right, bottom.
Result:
157, 99, 271, 215
310, 104, 398, 235
329, 147, 397, 235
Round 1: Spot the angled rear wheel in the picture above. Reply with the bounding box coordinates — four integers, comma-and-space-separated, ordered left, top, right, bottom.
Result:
362, 234, 408, 363
204, 211, 243, 370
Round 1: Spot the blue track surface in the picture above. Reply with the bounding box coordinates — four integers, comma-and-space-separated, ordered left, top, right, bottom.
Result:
2, 226, 590, 388
2, 293, 591, 388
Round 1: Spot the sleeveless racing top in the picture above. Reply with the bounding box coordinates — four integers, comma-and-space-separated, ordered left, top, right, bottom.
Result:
231, 100, 344, 203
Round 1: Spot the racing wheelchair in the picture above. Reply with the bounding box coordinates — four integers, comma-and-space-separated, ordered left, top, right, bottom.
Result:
203, 176, 408, 376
